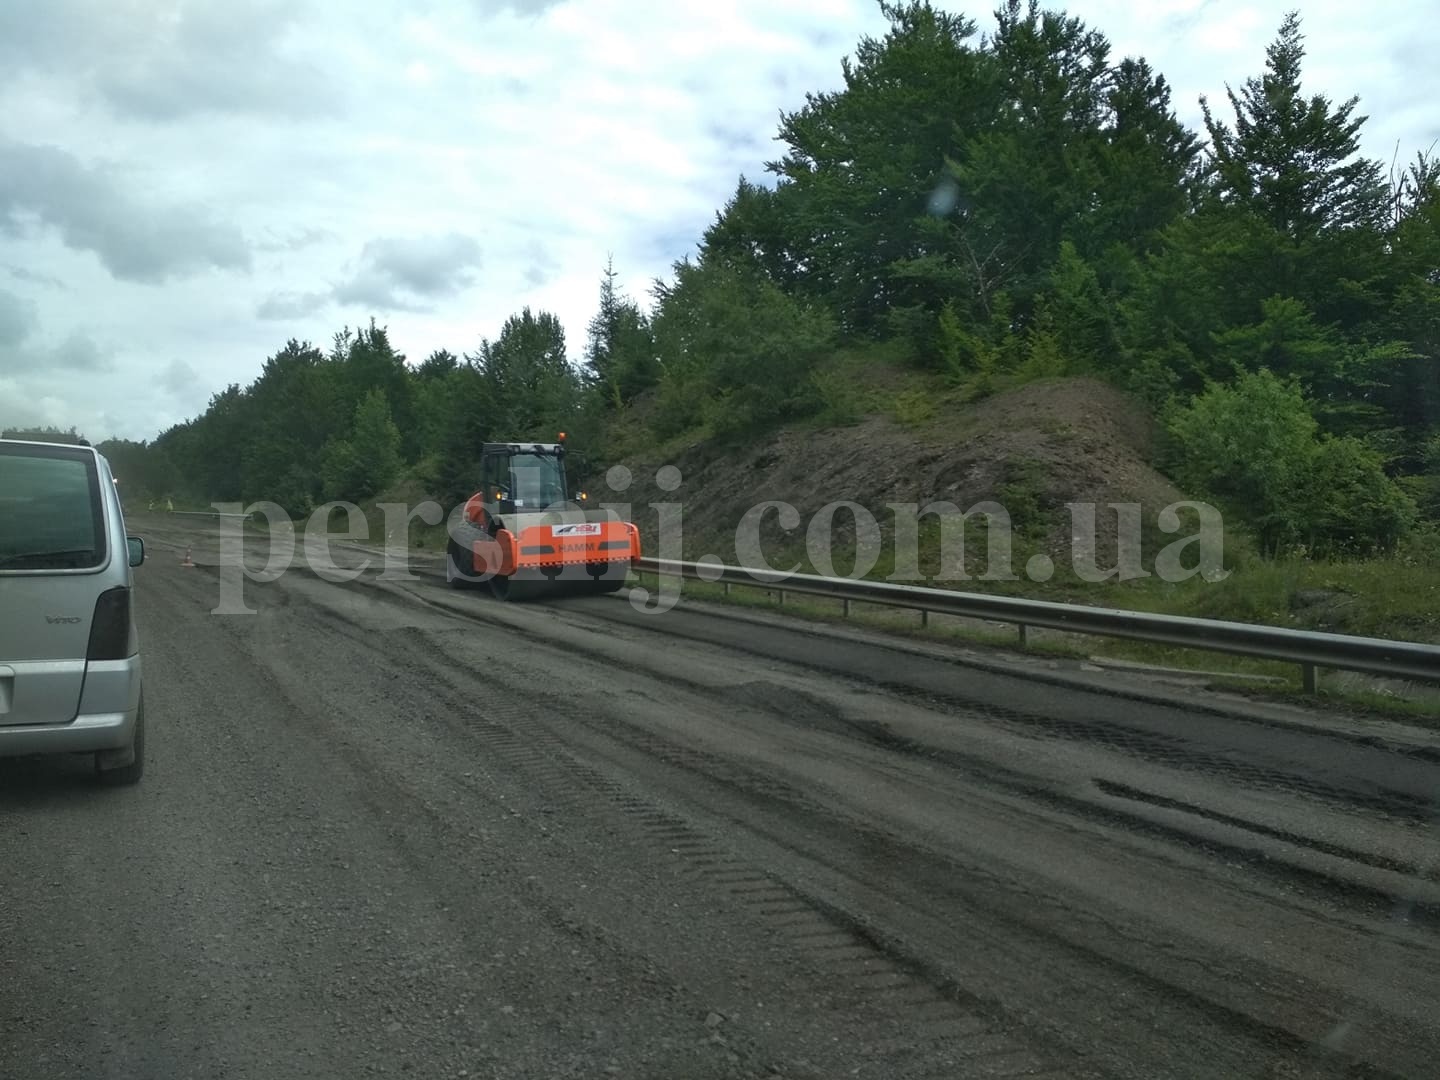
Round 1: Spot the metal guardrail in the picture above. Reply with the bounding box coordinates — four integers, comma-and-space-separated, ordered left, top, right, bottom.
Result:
136, 508, 1434, 690
635, 557, 1440, 691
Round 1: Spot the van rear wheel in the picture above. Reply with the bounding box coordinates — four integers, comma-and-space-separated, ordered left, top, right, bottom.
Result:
96, 696, 144, 786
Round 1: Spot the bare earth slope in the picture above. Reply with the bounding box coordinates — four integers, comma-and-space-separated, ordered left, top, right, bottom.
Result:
615, 376, 1189, 569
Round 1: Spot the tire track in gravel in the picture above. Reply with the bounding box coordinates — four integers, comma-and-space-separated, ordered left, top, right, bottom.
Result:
15, 558, 798, 1079
363, 570, 1440, 919
259, 569, 1076, 1080
131, 526, 1440, 1078
529, 585, 1440, 819
279, 567, 1440, 1080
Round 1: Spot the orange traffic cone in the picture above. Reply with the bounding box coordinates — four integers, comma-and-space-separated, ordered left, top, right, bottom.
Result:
181, 546, 195, 568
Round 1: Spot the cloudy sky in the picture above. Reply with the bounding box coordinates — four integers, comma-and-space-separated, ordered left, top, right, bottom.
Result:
1, 0, 1435, 442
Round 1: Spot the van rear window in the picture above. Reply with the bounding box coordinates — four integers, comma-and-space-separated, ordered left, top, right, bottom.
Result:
0, 445, 107, 571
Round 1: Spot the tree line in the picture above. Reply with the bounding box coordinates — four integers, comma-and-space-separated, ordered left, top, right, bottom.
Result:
85, 2, 1438, 557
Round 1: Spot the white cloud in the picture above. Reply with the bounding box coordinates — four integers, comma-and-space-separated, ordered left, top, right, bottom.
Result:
0, 139, 252, 283
0, 0, 343, 121
0, 326, 113, 374
1061, 0, 1438, 160
333, 232, 484, 310
256, 232, 485, 320
0, 0, 1434, 442
0, 288, 38, 347
256, 290, 332, 322
45, 331, 112, 373
161, 358, 201, 398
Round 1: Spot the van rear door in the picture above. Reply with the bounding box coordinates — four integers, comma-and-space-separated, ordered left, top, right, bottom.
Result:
0, 444, 109, 727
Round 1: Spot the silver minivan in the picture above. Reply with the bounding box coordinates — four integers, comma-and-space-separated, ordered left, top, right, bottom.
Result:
0, 439, 146, 784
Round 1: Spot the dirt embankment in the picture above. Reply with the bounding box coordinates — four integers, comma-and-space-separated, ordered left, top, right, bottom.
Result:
614, 377, 1192, 576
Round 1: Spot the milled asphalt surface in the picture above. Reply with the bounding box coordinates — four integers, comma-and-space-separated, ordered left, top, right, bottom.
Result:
3, 513, 1440, 1079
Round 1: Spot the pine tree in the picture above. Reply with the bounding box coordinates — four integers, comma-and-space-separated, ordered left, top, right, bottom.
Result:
583, 257, 657, 409
1200, 11, 1387, 238
584, 255, 622, 401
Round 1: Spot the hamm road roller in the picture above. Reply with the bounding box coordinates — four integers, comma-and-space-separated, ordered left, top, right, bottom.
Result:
444, 434, 641, 600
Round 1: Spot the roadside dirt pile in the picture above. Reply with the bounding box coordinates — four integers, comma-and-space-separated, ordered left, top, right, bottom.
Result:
617, 377, 1191, 574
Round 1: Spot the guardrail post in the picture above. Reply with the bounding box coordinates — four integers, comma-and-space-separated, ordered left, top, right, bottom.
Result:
1017, 623, 1028, 647
843, 597, 850, 618
921, 609, 929, 628
778, 589, 785, 606
1301, 663, 1318, 694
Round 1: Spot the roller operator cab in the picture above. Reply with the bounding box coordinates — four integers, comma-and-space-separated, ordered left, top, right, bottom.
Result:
444, 436, 641, 600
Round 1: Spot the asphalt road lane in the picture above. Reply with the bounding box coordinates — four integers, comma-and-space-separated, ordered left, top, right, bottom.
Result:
4, 514, 1440, 1079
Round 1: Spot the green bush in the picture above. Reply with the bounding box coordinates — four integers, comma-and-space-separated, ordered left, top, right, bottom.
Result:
997, 457, 1052, 544
650, 256, 836, 440
812, 366, 867, 426
1416, 434, 1440, 521
1166, 369, 1417, 556
650, 373, 707, 441
1014, 324, 1069, 383
891, 388, 937, 427
1303, 435, 1417, 555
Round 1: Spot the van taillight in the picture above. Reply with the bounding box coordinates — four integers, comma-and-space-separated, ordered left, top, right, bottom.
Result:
87, 587, 134, 661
